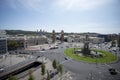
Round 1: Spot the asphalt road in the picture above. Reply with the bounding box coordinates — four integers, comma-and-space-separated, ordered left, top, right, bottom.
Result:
37, 43, 120, 80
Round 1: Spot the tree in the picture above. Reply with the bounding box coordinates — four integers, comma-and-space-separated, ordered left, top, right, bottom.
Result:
8, 75, 17, 80
52, 59, 57, 70
28, 70, 34, 80
47, 70, 50, 80
41, 63, 45, 75
7, 40, 19, 51
111, 40, 116, 47
58, 64, 63, 75
58, 64, 63, 80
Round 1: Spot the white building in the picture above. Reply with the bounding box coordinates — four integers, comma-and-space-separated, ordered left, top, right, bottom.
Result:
67, 34, 104, 43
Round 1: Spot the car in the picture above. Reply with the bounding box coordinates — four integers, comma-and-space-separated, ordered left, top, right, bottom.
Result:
42, 48, 45, 51
109, 68, 117, 75
50, 73, 54, 78
64, 57, 68, 60
36, 56, 40, 59
0, 68, 4, 72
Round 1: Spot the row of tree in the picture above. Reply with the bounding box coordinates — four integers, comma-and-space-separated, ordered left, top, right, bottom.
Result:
41, 59, 63, 80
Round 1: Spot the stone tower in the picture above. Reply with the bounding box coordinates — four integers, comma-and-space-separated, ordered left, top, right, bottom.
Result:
52, 30, 56, 43
61, 30, 64, 43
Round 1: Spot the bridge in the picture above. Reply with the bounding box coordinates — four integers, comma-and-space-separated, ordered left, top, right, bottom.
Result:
0, 59, 42, 80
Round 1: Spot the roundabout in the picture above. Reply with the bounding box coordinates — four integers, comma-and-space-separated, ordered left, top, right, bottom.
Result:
64, 48, 117, 63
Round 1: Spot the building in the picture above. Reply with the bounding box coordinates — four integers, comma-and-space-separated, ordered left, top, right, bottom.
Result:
67, 34, 104, 43
0, 30, 7, 54
7, 34, 48, 50
27, 35, 48, 46
7, 34, 26, 50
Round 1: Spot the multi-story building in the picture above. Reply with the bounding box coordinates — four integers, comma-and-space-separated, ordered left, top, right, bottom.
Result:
27, 35, 48, 46
0, 30, 7, 54
67, 34, 104, 43
7, 34, 48, 50
7, 35, 26, 50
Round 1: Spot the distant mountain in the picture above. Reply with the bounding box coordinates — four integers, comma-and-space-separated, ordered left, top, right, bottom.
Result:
6, 30, 39, 35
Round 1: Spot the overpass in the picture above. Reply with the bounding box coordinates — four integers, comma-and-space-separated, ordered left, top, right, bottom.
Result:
0, 59, 42, 80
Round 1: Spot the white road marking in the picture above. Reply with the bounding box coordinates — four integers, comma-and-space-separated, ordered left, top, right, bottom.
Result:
104, 64, 120, 73
60, 59, 72, 64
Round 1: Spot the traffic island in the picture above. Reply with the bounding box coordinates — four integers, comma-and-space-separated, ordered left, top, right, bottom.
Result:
64, 48, 117, 63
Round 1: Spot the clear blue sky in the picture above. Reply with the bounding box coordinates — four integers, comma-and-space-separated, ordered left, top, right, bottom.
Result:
0, 0, 120, 34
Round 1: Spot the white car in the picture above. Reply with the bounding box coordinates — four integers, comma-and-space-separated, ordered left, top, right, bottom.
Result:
0, 68, 4, 72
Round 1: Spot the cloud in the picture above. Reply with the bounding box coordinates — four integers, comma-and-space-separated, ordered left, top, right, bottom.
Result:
54, 0, 113, 11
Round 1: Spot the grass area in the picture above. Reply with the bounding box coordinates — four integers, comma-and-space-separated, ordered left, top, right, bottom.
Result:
64, 48, 117, 63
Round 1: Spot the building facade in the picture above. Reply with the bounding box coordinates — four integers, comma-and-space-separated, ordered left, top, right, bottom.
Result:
0, 30, 7, 54
67, 34, 104, 43
7, 35, 48, 50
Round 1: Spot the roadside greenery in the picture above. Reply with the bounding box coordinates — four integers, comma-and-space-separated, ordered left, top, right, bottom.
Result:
28, 70, 34, 80
41, 63, 46, 75
111, 40, 116, 47
8, 75, 17, 80
7, 40, 19, 51
58, 64, 63, 80
64, 48, 117, 63
47, 70, 50, 80
52, 59, 57, 69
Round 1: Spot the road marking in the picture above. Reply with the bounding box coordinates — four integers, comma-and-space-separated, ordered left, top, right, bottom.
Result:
104, 64, 112, 68
104, 64, 120, 73
60, 59, 72, 64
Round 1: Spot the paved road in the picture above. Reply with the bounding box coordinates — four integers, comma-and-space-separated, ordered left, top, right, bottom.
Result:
36, 42, 120, 80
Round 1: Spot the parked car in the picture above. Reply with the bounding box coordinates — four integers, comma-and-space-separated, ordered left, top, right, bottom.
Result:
109, 68, 117, 75
50, 72, 54, 78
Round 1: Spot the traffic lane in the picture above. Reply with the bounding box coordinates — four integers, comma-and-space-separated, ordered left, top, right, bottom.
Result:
108, 57, 120, 73
62, 59, 118, 80
62, 60, 96, 80
44, 50, 66, 64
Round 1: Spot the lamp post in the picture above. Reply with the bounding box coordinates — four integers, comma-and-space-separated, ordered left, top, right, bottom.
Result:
10, 54, 12, 66
96, 51, 98, 68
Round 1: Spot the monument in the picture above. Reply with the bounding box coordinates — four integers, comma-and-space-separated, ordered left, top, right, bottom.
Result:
82, 34, 91, 56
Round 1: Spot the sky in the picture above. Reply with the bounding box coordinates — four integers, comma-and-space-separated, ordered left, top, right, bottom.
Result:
0, 0, 120, 34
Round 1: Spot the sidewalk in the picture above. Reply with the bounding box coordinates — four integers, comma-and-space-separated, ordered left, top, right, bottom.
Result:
52, 71, 73, 80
